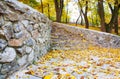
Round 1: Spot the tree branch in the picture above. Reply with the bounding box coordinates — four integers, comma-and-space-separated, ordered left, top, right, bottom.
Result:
108, 3, 113, 13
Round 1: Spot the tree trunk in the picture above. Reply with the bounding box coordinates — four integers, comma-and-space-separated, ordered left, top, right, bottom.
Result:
47, 3, 50, 19
54, 0, 64, 22
80, 11, 83, 25
76, 13, 80, 26
84, 1, 89, 28
98, 0, 106, 32
66, 0, 68, 23
84, 14, 89, 28
96, 13, 98, 26
40, 0, 43, 13
106, 0, 119, 34
91, 15, 94, 26
114, 13, 118, 34
78, 1, 89, 28
114, 1, 119, 34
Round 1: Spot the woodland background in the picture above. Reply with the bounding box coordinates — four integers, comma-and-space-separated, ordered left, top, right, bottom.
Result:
19, 0, 120, 35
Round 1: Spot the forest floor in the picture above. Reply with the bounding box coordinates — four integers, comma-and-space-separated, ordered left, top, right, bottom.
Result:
9, 23, 120, 79
9, 47, 120, 79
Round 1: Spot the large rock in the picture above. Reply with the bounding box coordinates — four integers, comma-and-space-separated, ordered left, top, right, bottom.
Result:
13, 23, 22, 33
14, 31, 23, 39
28, 50, 34, 63
17, 55, 27, 66
2, 22, 13, 40
25, 38, 35, 46
8, 39, 23, 47
25, 46, 32, 54
0, 15, 4, 27
0, 47, 16, 63
7, 13, 19, 21
21, 20, 29, 27
0, 39, 7, 51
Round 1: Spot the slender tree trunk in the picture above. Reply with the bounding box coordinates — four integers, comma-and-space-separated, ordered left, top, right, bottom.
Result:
114, 13, 118, 34
80, 11, 83, 25
85, 1, 89, 28
47, 3, 50, 19
84, 14, 89, 28
76, 13, 80, 26
54, 0, 64, 22
40, 0, 43, 13
96, 13, 98, 26
98, 0, 106, 32
78, 1, 89, 28
66, 0, 68, 23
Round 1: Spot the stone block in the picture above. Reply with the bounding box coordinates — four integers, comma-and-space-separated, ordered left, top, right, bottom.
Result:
13, 24, 22, 33
25, 46, 32, 54
16, 47, 25, 56
14, 31, 23, 39
2, 22, 13, 40
27, 25, 33, 32
17, 55, 27, 66
6, 13, 19, 21
1, 63, 11, 74
0, 39, 7, 51
32, 29, 39, 39
28, 50, 34, 63
26, 38, 35, 46
33, 24, 39, 29
21, 20, 29, 28
0, 15, 4, 26
0, 47, 16, 63
8, 39, 23, 47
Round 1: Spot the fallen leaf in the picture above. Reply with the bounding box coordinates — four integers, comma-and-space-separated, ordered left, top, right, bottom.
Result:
81, 76, 84, 79
25, 70, 35, 75
44, 73, 54, 79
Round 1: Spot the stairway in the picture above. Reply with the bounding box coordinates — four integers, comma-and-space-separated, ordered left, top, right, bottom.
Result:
51, 22, 89, 50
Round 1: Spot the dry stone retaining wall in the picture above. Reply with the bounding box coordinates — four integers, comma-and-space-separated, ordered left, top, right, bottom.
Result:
51, 22, 120, 50
0, 0, 51, 78
0, 0, 120, 78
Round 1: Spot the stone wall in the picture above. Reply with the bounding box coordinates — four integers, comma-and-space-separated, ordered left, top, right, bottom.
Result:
0, 0, 51, 78
51, 22, 120, 50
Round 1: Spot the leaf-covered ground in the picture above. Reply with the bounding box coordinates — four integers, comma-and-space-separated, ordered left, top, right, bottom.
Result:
10, 46, 120, 79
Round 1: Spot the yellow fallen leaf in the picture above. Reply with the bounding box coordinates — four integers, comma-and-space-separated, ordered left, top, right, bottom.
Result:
77, 71, 83, 74
80, 34, 83, 37
66, 73, 70, 76
44, 73, 53, 79
82, 39, 87, 42
70, 75, 76, 79
82, 68, 87, 72
29, 65, 33, 68
115, 70, 119, 76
